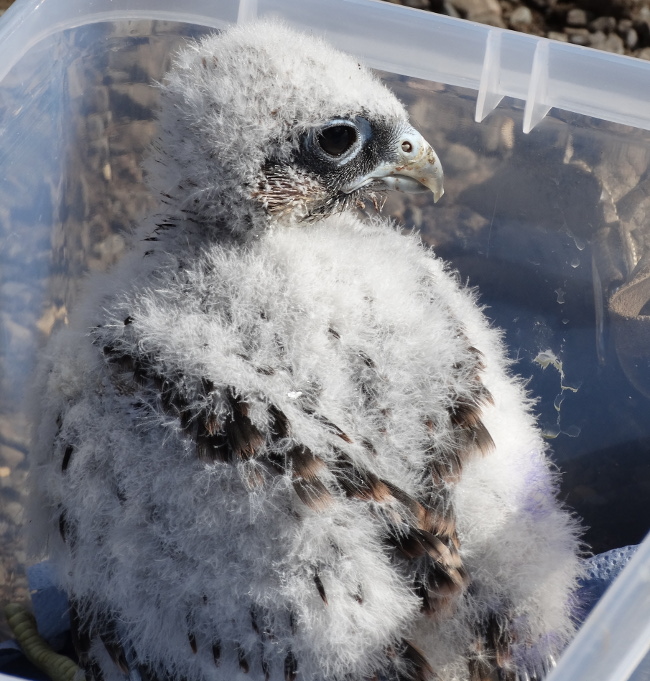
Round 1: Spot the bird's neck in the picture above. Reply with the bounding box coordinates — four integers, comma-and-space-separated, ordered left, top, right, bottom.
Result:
141, 193, 273, 251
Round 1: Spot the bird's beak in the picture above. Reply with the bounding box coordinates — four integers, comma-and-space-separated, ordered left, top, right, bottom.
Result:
344, 126, 444, 203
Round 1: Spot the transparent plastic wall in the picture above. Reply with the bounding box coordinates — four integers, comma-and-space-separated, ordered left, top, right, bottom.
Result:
0, 0, 649, 678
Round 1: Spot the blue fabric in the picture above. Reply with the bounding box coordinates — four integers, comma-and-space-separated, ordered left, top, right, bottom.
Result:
26, 562, 70, 649
576, 544, 639, 621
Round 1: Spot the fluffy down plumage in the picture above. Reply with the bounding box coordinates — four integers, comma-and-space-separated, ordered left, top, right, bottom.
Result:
28, 20, 582, 681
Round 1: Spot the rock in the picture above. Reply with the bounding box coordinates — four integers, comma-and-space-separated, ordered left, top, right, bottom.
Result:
637, 46, 650, 59
569, 31, 591, 46
626, 28, 639, 49
589, 29, 608, 48
567, 8, 589, 26
0, 445, 25, 469
603, 32, 625, 53
2, 501, 24, 524
509, 5, 533, 29
588, 15, 617, 33
617, 18, 633, 34
565, 26, 590, 35
448, 0, 505, 26
445, 143, 479, 173
35, 304, 69, 337
548, 30, 569, 41
403, 0, 430, 7
442, 0, 462, 17
566, 26, 590, 45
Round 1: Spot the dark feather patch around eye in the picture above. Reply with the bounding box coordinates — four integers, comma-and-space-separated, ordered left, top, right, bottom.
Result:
318, 126, 357, 157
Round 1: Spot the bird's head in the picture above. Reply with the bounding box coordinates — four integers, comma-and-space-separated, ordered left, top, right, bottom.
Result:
148, 20, 443, 237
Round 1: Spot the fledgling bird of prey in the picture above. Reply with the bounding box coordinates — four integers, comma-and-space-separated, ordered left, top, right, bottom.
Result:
28, 20, 582, 681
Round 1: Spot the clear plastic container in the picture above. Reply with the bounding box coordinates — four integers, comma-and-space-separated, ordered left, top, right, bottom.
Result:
0, 0, 649, 678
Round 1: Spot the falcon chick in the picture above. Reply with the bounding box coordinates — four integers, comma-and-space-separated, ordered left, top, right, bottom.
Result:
28, 21, 582, 681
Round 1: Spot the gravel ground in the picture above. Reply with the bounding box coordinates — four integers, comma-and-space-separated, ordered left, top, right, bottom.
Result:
386, 0, 650, 57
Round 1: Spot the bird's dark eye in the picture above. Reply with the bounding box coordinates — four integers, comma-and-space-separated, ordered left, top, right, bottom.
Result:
317, 125, 357, 157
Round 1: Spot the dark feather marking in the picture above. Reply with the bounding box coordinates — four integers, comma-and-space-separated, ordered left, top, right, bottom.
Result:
333, 452, 457, 544
447, 382, 495, 459
450, 401, 485, 430
289, 612, 297, 636
330, 450, 466, 614
285, 651, 298, 681
361, 438, 378, 456
381, 481, 433, 530
269, 404, 291, 440
251, 608, 260, 634
102, 344, 266, 465
430, 564, 468, 595
212, 641, 221, 666
336, 463, 393, 502
62, 444, 74, 472
262, 657, 271, 681
389, 528, 462, 568
196, 391, 266, 464
238, 647, 250, 673
242, 462, 266, 489
333, 452, 452, 536
313, 569, 328, 605
302, 408, 352, 443
468, 613, 516, 681
99, 620, 130, 674
136, 666, 162, 681
388, 527, 468, 616
430, 450, 466, 485
358, 351, 375, 368
285, 446, 333, 510
399, 640, 434, 681
59, 511, 69, 543
486, 613, 511, 670
196, 430, 228, 463
416, 502, 456, 538
353, 585, 364, 604
188, 631, 197, 654
85, 660, 105, 681
467, 345, 487, 371
69, 601, 91, 666
457, 419, 495, 456
178, 407, 193, 432
293, 477, 333, 511
468, 653, 494, 681
289, 445, 326, 480
225, 390, 265, 461
474, 420, 496, 454
328, 327, 341, 340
